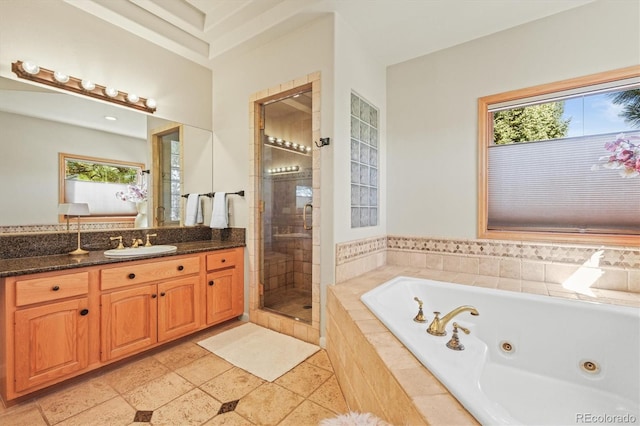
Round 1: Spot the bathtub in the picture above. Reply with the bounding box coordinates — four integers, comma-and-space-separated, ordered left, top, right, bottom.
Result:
361, 276, 640, 425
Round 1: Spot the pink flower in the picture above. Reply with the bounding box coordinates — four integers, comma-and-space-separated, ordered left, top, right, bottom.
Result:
594, 133, 639, 178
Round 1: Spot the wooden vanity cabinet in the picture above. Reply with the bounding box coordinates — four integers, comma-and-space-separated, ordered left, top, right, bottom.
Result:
206, 249, 244, 325
0, 247, 244, 403
100, 283, 157, 361
100, 255, 201, 361
14, 282, 92, 392
2, 270, 98, 397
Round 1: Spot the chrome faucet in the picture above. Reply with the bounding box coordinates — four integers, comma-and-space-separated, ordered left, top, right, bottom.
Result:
427, 305, 479, 336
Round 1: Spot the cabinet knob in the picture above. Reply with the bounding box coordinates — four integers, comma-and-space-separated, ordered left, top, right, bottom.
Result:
208, 280, 215, 286
128, 273, 136, 279
52, 285, 60, 291
80, 309, 89, 316
177, 265, 184, 271
151, 294, 157, 298
221, 259, 226, 263
160, 292, 166, 297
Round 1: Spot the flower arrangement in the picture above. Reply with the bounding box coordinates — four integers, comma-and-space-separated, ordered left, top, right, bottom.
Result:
592, 133, 640, 178
115, 171, 148, 202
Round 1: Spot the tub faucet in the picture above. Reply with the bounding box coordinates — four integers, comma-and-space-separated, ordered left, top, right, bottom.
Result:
427, 305, 479, 336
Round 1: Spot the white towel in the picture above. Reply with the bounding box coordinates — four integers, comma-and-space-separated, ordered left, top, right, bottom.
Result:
184, 194, 203, 226
210, 192, 229, 229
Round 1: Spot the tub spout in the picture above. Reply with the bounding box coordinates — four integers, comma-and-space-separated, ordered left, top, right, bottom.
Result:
427, 305, 479, 336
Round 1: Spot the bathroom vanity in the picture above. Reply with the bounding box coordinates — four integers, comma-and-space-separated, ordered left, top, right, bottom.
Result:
0, 244, 244, 403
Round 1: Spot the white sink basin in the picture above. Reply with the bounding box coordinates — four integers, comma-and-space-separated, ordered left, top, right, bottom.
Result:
104, 245, 177, 258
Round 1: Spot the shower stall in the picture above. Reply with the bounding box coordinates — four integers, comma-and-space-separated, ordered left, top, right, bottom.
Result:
260, 88, 313, 323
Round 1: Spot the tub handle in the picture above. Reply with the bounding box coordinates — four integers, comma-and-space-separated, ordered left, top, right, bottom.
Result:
413, 297, 427, 323
446, 322, 470, 351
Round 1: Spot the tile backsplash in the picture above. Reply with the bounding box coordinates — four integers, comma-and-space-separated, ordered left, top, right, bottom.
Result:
336, 235, 640, 293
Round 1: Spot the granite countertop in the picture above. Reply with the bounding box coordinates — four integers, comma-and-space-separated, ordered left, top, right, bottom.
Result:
0, 240, 245, 278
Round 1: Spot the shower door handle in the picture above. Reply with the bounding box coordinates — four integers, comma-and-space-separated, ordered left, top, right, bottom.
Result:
303, 203, 313, 230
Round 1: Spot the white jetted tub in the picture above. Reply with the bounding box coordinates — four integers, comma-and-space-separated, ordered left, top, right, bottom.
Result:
361, 276, 639, 425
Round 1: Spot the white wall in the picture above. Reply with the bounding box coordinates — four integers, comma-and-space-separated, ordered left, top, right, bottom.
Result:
210, 15, 334, 230
386, 0, 640, 239
333, 14, 387, 243
0, 0, 212, 130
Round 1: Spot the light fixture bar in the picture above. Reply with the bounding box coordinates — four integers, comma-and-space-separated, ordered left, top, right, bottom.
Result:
264, 134, 311, 155
267, 165, 300, 174
11, 60, 157, 114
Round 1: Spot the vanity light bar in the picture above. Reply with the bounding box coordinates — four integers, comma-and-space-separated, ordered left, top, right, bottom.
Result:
264, 134, 311, 155
11, 60, 157, 114
267, 165, 300, 174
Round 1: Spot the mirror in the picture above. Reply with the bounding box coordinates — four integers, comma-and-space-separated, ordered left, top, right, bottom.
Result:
0, 77, 213, 232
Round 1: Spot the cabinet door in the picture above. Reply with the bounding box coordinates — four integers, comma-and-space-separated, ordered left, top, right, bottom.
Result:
157, 276, 201, 342
101, 284, 157, 361
14, 298, 90, 392
206, 268, 242, 324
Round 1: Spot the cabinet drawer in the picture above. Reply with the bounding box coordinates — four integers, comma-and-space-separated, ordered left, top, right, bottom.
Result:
101, 256, 200, 290
15, 272, 89, 306
206, 250, 237, 271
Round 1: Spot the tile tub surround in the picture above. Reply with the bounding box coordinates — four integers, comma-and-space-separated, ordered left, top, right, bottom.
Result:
336, 235, 640, 296
326, 267, 479, 426
326, 265, 640, 426
0, 227, 245, 260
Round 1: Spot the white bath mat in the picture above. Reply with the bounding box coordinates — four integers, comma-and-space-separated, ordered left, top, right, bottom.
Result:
197, 322, 319, 382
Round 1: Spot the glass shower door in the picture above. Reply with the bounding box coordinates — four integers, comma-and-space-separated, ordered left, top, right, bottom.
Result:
260, 89, 313, 323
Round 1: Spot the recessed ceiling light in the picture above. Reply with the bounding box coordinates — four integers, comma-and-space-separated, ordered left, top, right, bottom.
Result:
104, 116, 117, 121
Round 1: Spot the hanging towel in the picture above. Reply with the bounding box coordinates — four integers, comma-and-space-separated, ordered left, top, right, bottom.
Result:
210, 192, 228, 229
184, 194, 203, 226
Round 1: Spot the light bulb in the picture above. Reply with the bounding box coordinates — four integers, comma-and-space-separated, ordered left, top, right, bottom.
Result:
292, 143, 298, 149
53, 71, 69, 83
268, 136, 275, 143
145, 98, 157, 109
306, 146, 312, 152
104, 87, 118, 98
284, 141, 291, 147
276, 138, 284, 145
126, 93, 139, 103
81, 79, 95, 91
21, 61, 40, 75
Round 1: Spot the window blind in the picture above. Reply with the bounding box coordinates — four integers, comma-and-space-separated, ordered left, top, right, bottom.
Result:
488, 131, 640, 234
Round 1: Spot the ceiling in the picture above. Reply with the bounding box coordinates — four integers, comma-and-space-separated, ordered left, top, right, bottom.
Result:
65, 0, 595, 68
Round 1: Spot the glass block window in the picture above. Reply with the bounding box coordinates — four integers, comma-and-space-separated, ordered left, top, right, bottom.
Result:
350, 92, 379, 228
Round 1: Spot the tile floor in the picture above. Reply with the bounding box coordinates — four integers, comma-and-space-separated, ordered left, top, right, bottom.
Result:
264, 288, 313, 323
1, 320, 348, 426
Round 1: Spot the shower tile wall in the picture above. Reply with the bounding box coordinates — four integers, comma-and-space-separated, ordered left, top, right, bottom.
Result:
350, 92, 379, 228
263, 170, 313, 293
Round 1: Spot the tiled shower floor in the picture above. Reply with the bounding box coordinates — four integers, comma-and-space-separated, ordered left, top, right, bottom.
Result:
1, 320, 348, 425
264, 288, 313, 323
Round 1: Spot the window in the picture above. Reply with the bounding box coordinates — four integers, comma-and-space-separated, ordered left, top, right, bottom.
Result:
59, 153, 145, 221
350, 92, 379, 228
478, 67, 640, 245
152, 126, 182, 226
